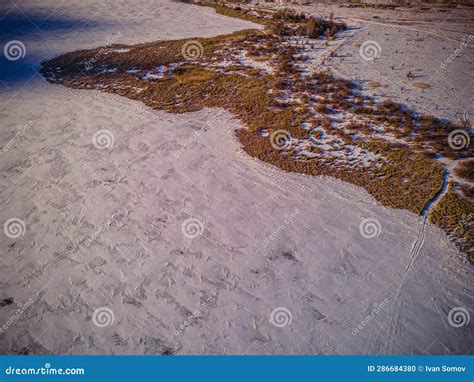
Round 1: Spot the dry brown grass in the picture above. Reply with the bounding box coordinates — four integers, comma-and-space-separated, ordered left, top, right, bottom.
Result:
412, 82, 431, 89
367, 81, 382, 88
430, 182, 474, 262
40, 1, 473, 259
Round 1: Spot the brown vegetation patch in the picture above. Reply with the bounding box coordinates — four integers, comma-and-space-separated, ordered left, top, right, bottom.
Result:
40, 2, 473, 259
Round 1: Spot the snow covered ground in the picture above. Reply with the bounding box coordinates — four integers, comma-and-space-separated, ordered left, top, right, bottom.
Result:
0, 0, 472, 355
289, 1, 474, 123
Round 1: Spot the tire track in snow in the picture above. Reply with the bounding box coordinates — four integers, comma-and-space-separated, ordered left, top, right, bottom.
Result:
382, 166, 451, 353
